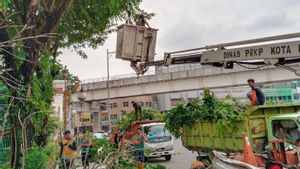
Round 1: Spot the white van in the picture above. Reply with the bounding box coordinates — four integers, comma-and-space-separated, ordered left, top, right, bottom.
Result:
141, 122, 174, 161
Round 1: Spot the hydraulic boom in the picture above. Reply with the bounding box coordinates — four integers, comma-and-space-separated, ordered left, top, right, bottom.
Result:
116, 29, 300, 76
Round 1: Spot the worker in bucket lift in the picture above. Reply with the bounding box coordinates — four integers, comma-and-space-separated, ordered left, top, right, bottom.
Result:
136, 14, 150, 28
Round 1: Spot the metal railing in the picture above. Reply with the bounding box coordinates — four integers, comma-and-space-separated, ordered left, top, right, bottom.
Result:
81, 64, 219, 85
81, 70, 156, 84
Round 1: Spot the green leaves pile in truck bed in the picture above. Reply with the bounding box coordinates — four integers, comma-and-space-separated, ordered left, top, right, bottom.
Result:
165, 88, 249, 138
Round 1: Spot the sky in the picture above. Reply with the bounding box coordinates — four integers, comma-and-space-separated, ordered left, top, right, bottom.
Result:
59, 0, 300, 80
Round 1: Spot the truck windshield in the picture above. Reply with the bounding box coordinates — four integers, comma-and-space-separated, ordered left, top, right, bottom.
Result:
143, 124, 171, 143
272, 120, 300, 145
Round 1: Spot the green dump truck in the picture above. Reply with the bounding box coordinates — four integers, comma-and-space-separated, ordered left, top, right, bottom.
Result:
182, 104, 300, 168
182, 104, 300, 152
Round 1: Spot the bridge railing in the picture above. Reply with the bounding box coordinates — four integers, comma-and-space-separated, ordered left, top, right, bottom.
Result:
81, 64, 218, 85
79, 64, 250, 92
81, 70, 156, 84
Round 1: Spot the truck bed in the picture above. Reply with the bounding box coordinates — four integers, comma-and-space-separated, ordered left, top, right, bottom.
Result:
181, 104, 300, 153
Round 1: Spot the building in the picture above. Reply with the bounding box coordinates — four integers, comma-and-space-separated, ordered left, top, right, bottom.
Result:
69, 95, 157, 133
53, 80, 65, 122
155, 64, 300, 111
263, 88, 298, 103
155, 64, 250, 110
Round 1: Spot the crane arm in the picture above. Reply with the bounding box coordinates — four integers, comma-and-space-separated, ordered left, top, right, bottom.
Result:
135, 32, 300, 75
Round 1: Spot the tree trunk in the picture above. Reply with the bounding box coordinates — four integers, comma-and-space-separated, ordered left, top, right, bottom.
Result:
20, 123, 27, 169
10, 116, 22, 169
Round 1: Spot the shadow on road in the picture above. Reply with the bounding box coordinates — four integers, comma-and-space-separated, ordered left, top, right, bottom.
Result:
147, 158, 169, 163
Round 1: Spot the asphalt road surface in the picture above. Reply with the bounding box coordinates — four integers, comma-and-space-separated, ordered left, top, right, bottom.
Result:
75, 138, 195, 169
148, 138, 196, 169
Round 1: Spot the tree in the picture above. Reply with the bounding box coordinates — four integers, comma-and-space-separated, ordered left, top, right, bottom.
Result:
0, 0, 150, 168
116, 109, 165, 131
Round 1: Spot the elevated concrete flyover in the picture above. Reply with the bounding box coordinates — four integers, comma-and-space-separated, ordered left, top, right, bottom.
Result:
72, 65, 300, 102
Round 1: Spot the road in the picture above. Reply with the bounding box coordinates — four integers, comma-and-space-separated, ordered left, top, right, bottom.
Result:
148, 138, 196, 169
74, 138, 195, 169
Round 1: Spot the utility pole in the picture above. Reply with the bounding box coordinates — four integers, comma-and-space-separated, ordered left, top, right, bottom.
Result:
106, 49, 116, 133
62, 67, 68, 131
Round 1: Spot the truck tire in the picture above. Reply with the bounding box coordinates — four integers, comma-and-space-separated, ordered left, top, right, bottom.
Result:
165, 155, 171, 161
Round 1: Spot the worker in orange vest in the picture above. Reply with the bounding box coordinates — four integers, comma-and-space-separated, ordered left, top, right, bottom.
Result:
247, 90, 257, 106
60, 130, 76, 169
247, 79, 265, 106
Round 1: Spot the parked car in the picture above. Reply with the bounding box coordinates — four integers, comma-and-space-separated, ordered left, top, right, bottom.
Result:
93, 132, 106, 139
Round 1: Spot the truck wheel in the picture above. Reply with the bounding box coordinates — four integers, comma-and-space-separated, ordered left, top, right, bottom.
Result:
165, 155, 171, 161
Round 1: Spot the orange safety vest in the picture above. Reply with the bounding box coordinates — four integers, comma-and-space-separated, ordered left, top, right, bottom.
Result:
61, 137, 76, 159
250, 90, 257, 106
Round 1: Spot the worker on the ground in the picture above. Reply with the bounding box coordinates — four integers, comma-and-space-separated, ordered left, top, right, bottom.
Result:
60, 130, 76, 169
78, 130, 92, 169
136, 14, 150, 28
132, 127, 148, 169
114, 128, 124, 148
247, 79, 265, 106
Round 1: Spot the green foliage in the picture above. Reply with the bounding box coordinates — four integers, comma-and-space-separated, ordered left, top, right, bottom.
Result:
44, 115, 60, 138
144, 147, 152, 156
116, 109, 165, 131
90, 138, 136, 169
89, 139, 110, 162
0, 82, 9, 128
0, 0, 10, 10
90, 139, 167, 169
0, 82, 8, 103
0, 164, 11, 169
145, 164, 167, 169
41, 142, 58, 167
30, 52, 60, 137
265, 100, 286, 105
24, 143, 58, 169
2, 0, 151, 166
165, 88, 249, 138
24, 149, 48, 169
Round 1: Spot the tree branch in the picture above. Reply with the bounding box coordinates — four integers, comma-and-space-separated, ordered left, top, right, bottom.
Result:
39, 0, 72, 44
0, 98, 14, 139
41, 0, 55, 13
